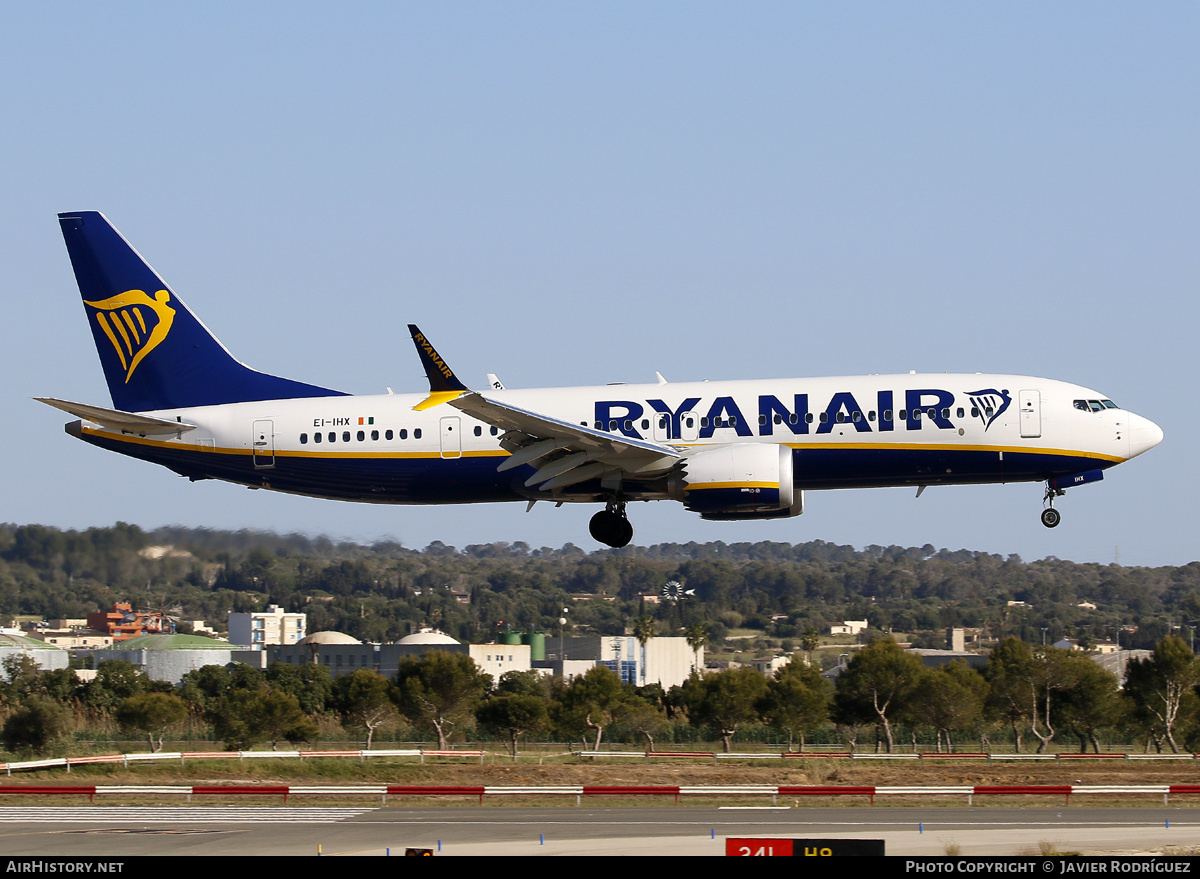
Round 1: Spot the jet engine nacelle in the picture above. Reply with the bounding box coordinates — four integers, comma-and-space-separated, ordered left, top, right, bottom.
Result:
669, 443, 803, 521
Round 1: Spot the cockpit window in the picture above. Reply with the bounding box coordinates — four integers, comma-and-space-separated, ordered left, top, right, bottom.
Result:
1075, 399, 1121, 412
1101, 399, 1119, 409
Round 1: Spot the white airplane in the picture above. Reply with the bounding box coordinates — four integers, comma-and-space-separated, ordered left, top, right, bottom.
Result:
40, 212, 1164, 548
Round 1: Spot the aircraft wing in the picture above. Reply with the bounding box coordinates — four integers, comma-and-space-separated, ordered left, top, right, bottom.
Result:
35, 397, 197, 436
451, 391, 681, 490
406, 324, 679, 491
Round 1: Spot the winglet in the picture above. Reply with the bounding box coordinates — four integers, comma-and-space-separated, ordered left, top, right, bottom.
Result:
408, 324, 469, 410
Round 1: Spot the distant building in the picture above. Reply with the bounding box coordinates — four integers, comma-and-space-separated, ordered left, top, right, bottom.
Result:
830, 620, 868, 636
909, 648, 987, 671
550, 636, 696, 689
26, 629, 112, 650
0, 632, 69, 674
228, 605, 306, 650
94, 633, 253, 683
86, 603, 174, 642
270, 628, 533, 682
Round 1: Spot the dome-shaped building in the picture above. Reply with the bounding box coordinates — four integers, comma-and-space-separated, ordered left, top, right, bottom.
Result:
271, 630, 377, 675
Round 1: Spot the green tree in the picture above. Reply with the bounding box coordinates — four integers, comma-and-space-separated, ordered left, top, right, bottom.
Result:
680, 667, 769, 753
1055, 654, 1121, 753
211, 688, 317, 750
393, 651, 492, 749
1124, 636, 1198, 753
758, 660, 832, 752
832, 638, 924, 753
115, 692, 188, 752
551, 664, 628, 751
331, 668, 398, 749
1, 697, 72, 755
476, 694, 548, 758
909, 661, 988, 753
984, 637, 1038, 752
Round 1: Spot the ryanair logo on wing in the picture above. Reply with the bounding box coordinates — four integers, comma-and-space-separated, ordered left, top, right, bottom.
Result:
84, 289, 176, 383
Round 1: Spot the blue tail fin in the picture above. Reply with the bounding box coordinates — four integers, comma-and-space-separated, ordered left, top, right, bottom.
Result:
58, 212, 346, 411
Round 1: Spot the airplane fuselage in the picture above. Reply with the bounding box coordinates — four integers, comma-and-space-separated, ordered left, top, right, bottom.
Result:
68, 372, 1157, 505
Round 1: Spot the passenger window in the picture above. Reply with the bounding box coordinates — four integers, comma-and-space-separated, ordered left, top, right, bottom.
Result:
852, 411, 861, 422
398, 429, 407, 439
868, 411, 876, 421
414, 428, 422, 439
356, 430, 365, 441
761, 415, 769, 426
314, 433, 322, 444
491, 426, 499, 435
789, 413, 798, 424
773, 414, 781, 425
343, 431, 351, 442
328, 432, 336, 442
300, 433, 308, 444
805, 413, 814, 424
819, 412, 829, 423
474, 426, 482, 436
898, 410, 907, 421
956, 408, 964, 418
641, 419, 649, 430
371, 430, 379, 441
883, 410, 893, 421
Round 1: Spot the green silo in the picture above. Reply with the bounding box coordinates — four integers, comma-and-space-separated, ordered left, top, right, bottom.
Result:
523, 629, 546, 661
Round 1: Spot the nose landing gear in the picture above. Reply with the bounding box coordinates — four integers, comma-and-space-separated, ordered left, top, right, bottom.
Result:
589, 499, 633, 548
1041, 483, 1064, 528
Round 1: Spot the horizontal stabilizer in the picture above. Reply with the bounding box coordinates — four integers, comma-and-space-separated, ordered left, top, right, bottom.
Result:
36, 397, 197, 436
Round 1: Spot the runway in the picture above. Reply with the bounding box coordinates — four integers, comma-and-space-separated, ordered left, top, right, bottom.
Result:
0, 806, 1197, 856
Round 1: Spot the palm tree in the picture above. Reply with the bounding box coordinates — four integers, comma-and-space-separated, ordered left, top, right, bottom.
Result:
685, 622, 708, 674
633, 615, 656, 685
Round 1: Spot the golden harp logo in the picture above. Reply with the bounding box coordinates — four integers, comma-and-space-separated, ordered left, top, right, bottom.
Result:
84, 289, 176, 383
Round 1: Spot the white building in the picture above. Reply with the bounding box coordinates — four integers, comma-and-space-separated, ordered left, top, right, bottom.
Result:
830, 620, 868, 636
228, 605, 306, 650
554, 636, 698, 689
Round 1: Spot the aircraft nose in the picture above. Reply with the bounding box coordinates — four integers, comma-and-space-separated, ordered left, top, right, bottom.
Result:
1127, 413, 1164, 459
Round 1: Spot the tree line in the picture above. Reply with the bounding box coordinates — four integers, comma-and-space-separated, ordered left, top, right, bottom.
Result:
1, 522, 1198, 651
4, 634, 1200, 758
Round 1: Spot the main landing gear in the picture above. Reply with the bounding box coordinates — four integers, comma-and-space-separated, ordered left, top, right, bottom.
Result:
1041, 482, 1064, 528
590, 499, 633, 548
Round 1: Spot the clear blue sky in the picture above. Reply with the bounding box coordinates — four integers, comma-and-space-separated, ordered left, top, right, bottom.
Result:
3, 3, 1196, 566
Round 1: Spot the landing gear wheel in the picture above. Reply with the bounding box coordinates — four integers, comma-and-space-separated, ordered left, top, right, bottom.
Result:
1040, 507, 1061, 529
589, 503, 633, 548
